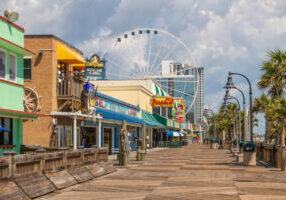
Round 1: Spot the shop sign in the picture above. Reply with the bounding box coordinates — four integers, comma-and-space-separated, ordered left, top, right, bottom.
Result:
151, 97, 174, 107
89, 96, 139, 117
85, 54, 105, 80
86, 54, 103, 68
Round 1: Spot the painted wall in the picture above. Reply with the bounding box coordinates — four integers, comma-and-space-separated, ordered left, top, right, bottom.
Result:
0, 18, 24, 47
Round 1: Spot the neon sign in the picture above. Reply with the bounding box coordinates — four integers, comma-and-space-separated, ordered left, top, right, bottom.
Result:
151, 97, 174, 107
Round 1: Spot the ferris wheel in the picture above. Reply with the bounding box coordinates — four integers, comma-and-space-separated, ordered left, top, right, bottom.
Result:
100, 28, 199, 114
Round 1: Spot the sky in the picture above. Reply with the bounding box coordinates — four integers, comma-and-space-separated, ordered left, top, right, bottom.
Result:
2, 0, 286, 133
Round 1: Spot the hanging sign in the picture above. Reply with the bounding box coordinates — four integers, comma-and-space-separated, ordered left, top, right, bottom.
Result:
151, 97, 174, 107
85, 54, 105, 80
86, 54, 103, 67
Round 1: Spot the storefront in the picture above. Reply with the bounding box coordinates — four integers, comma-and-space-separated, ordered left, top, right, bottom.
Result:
86, 92, 146, 154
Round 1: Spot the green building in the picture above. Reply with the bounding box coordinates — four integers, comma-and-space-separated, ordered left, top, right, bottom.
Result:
0, 15, 38, 155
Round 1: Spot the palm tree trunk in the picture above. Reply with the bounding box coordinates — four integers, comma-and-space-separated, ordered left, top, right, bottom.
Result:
280, 124, 285, 171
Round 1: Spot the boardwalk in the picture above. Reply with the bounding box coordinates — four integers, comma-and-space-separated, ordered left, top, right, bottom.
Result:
40, 144, 286, 200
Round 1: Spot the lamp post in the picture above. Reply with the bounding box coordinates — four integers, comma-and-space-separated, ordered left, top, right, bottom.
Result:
225, 76, 247, 144
204, 109, 216, 141
204, 108, 218, 149
224, 90, 241, 148
228, 72, 253, 143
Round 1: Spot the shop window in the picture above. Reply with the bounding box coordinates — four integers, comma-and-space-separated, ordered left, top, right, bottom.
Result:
10, 54, 17, 81
24, 58, 32, 80
0, 50, 6, 79
0, 118, 13, 145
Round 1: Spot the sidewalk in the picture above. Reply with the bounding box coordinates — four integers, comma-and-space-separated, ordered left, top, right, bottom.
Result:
39, 144, 286, 200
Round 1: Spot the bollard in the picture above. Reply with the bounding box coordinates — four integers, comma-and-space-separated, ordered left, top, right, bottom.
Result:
3, 151, 16, 178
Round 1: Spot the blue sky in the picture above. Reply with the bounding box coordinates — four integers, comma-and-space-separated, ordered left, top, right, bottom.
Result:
2, 0, 286, 133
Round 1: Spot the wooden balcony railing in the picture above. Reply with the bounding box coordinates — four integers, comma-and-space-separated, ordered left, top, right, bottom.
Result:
57, 76, 83, 99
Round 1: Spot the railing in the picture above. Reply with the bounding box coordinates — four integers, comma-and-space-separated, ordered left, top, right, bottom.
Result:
57, 76, 83, 98
0, 147, 108, 179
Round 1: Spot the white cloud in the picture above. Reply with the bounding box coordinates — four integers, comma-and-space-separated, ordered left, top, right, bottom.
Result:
2, 0, 286, 133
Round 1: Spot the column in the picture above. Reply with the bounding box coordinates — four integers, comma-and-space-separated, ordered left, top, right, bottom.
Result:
73, 115, 77, 150
97, 119, 102, 147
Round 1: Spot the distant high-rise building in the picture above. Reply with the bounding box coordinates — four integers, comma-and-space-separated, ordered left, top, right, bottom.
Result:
150, 62, 204, 125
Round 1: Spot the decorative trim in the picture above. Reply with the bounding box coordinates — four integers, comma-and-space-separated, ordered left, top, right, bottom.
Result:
0, 78, 24, 87
0, 37, 35, 55
0, 16, 25, 32
0, 145, 15, 148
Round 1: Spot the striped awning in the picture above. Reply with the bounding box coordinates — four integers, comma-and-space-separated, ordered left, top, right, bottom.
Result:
154, 84, 166, 97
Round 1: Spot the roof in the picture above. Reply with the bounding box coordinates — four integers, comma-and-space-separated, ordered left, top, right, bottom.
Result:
96, 92, 140, 110
24, 34, 83, 55
0, 16, 24, 32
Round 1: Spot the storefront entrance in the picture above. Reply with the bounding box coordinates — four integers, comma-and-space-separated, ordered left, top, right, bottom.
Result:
83, 127, 96, 148
104, 128, 112, 154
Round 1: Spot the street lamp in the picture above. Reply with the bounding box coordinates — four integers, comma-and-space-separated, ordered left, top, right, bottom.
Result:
204, 109, 217, 142
228, 72, 253, 143
224, 90, 241, 148
225, 76, 247, 144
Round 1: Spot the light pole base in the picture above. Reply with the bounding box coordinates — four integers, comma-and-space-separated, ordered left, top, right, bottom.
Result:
236, 153, 243, 163
211, 142, 219, 150
243, 151, 256, 166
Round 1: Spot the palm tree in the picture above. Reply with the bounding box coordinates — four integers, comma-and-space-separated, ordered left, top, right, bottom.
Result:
258, 49, 286, 98
268, 98, 286, 171
253, 94, 272, 143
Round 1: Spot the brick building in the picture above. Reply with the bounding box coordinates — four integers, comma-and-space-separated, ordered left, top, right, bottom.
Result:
23, 35, 98, 148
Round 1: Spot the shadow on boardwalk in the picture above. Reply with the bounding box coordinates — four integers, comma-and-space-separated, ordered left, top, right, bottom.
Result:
39, 144, 286, 200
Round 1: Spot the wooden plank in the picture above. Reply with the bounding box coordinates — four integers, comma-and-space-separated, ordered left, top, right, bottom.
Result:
14, 172, 55, 199
85, 163, 107, 178
100, 162, 117, 174
45, 170, 76, 189
0, 179, 28, 200
68, 166, 93, 183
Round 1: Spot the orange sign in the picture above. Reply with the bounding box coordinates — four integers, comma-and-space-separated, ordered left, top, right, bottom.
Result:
151, 97, 174, 107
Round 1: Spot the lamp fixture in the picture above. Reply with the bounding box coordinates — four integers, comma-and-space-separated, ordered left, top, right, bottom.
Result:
225, 76, 235, 89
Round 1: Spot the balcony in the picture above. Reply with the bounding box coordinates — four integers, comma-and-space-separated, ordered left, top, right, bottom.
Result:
57, 76, 83, 112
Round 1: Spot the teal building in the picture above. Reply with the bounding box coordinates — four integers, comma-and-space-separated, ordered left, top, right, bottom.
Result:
0, 15, 37, 155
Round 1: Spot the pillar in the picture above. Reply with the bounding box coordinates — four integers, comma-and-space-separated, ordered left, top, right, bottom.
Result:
73, 116, 77, 150
97, 119, 102, 148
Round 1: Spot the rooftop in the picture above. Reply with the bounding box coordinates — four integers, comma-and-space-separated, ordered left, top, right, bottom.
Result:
24, 34, 83, 55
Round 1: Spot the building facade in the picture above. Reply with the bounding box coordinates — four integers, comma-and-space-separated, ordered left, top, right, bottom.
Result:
23, 35, 95, 149
152, 61, 204, 126
0, 16, 38, 155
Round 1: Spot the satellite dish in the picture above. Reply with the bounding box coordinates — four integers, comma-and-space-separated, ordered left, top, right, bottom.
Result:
4, 9, 19, 23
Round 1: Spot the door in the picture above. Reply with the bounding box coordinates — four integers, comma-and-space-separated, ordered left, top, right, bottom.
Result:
104, 128, 112, 154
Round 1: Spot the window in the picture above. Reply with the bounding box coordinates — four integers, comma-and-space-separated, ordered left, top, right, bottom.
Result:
24, 58, 32, 80
0, 118, 13, 145
0, 50, 6, 79
10, 54, 16, 81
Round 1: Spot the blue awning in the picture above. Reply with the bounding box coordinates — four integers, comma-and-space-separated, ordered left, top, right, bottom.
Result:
95, 107, 150, 126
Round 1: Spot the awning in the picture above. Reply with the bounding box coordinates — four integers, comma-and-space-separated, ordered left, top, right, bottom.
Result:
0, 108, 38, 120
165, 131, 183, 137
154, 84, 166, 97
57, 43, 85, 64
96, 107, 148, 126
0, 37, 34, 55
141, 110, 165, 128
